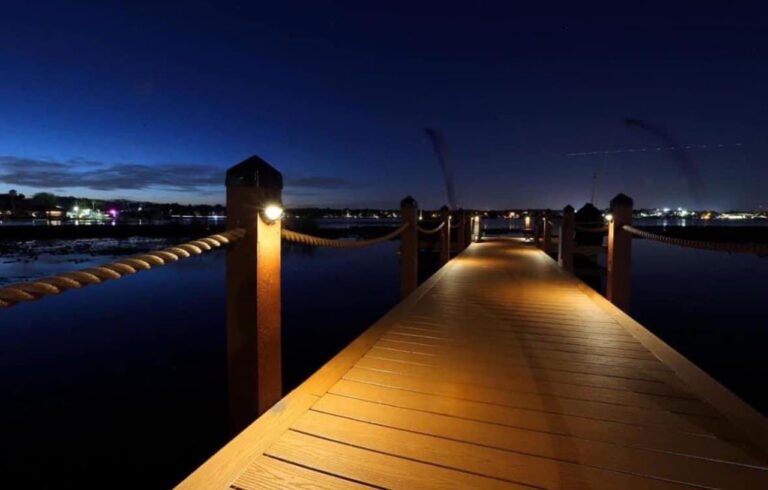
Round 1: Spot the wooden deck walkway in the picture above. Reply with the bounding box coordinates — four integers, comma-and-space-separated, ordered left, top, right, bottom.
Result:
179, 239, 768, 489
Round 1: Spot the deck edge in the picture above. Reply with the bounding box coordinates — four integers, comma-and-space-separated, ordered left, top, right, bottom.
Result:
531, 245, 768, 456
176, 245, 467, 489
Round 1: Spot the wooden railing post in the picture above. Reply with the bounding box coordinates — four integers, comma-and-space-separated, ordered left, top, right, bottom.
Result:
464, 210, 472, 248
225, 155, 283, 433
456, 209, 466, 252
400, 196, 418, 298
472, 214, 481, 242
607, 193, 633, 312
558, 205, 575, 272
533, 213, 543, 248
542, 211, 553, 254
440, 205, 451, 264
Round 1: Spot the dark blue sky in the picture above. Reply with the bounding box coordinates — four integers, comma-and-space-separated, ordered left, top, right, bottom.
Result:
1, 1, 766, 209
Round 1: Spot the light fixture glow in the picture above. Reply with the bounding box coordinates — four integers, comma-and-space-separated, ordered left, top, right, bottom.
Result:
263, 205, 283, 222
605, 213, 614, 222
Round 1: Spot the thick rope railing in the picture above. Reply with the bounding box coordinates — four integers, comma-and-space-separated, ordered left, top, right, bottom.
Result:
624, 225, 768, 256
417, 221, 446, 235
0, 229, 246, 309
281, 223, 409, 248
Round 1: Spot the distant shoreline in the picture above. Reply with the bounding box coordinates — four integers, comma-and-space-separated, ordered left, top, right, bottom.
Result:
1, 219, 766, 243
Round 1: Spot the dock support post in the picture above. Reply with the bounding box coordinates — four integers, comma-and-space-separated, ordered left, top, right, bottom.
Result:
472, 214, 481, 242
400, 196, 419, 298
558, 205, 575, 272
534, 214, 543, 248
440, 205, 451, 264
607, 193, 633, 312
543, 211, 553, 254
225, 156, 283, 433
456, 209, 466, 252
464, 210, 472, 248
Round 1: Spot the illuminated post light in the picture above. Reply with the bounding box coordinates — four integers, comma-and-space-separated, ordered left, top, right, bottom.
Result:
225, 155, 283, 433
263, 204, 283, 222
605, 213, 614, 222
472, 214, 481, 242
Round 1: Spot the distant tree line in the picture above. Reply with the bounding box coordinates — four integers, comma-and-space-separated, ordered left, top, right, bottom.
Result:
0, 190, 225, 220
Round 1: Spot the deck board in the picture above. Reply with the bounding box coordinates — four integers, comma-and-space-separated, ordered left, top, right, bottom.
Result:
180, 239, 768, 489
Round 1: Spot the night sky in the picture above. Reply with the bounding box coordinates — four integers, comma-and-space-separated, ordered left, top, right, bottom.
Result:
1, 1, 766, 210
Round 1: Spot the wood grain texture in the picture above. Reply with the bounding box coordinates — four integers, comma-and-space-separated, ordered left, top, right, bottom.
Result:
232, 456, 367, 490
289, 410, 688, 490
180, 239, 768, 488
266, 430, 522, 490
312, 395, 768, 489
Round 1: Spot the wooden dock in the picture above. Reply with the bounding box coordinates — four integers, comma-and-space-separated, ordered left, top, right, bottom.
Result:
179, 238, 768, 489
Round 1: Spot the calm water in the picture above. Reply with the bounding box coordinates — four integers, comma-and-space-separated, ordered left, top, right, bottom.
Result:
1, 231, 767, 488
0, 241, 400, 488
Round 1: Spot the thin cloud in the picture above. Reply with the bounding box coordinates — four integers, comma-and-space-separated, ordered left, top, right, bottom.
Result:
0, 156, 221, 192
0, 156, 362, 197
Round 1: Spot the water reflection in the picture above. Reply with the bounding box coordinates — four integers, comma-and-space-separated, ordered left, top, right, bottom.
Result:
1, 233, 767, 487
0, 242, 400, 487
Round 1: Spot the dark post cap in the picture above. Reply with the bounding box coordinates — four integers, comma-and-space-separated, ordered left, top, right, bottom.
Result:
610, 193, 634, 209
563, 204, 575, 213
400, 196, 418, 208
226, 155, 283, 189
439, 205, 450, 212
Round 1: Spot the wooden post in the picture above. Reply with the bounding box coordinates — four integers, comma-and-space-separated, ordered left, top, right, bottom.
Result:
607, 193, 633, 312
558, 205, 575, 272
440, 205, 451, 264
533, 214, 544, 248
472, 214, 481, 242
542, 212, 553, 254
456, 209, 466, 252
464, 210, 472, 248
225, 156, 283, 433
400, 196, 418, 298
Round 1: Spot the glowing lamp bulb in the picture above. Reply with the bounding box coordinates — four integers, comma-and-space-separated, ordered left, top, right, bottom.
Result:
263, 205, 283, 222
605, 213, 614, 222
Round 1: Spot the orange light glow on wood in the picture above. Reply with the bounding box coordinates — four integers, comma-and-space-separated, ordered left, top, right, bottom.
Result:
226, 156, 283, 433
